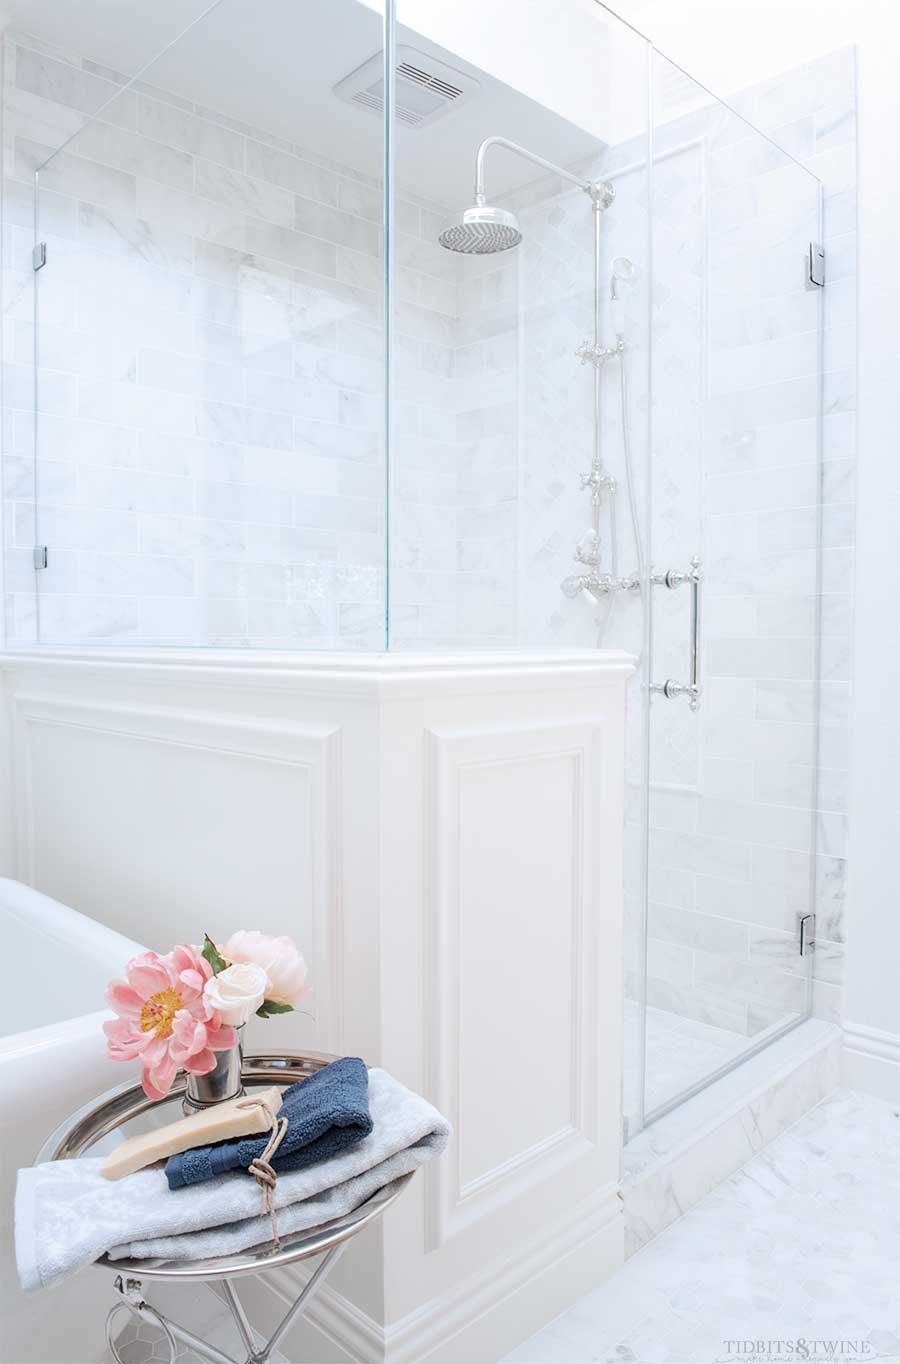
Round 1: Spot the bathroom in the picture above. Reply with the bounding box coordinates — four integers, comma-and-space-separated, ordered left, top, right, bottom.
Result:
0, 0, 893, 1359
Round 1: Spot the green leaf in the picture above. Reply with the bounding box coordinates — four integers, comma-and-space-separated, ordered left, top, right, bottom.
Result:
255, 1000, 295, 1019
202, 933, 228, 976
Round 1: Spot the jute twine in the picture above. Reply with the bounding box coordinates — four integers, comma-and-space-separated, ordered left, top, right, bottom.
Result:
236, 1097, 290, 1251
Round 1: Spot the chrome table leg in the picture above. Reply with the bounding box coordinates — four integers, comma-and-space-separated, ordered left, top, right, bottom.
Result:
107, 1245, 349, 1364
248, 1243, 348, 1364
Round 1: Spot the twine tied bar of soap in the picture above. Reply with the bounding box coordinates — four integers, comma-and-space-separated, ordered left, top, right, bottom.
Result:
236, 1096, 290, 1251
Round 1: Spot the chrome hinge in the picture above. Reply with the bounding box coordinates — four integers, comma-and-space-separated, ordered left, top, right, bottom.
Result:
32, 241, 47, 272
799, 912, 816, 956
808, 241, 825, 288
33, 545, 48, 570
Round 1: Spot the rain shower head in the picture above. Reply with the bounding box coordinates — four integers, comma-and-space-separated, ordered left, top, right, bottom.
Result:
437, 136, 614, 255
437, 202, 522, 254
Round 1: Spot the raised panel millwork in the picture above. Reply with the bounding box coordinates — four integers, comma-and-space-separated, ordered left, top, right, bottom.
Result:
0, 647, 631, 1361
12, 694, 342, 1051
424, 720, 605, 1249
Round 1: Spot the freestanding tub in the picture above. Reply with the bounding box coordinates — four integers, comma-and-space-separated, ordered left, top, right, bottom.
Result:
0, 878, 145, 1363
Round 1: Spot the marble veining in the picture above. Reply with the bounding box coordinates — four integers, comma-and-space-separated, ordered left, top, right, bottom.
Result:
624, 1003, 754, 1131
623, 1019, 841, 1254
504, 1086, 897, 1364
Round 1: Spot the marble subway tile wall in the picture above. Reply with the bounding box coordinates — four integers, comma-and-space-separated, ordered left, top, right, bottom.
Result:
452, 249, 519, 646
392, 228, 520, 648
0, 31, 458, 648
389, 201, 470, 648
515, 170, 602, 648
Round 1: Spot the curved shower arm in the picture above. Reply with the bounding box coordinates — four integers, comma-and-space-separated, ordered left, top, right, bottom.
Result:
473, 136, 614, 206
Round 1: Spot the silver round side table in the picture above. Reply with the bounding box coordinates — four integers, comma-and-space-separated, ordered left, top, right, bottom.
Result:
36, 1053, 412, 1364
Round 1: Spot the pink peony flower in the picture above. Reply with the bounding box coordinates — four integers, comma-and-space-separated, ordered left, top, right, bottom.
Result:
221, 930, 309, 1008
103, 945, 237, 1101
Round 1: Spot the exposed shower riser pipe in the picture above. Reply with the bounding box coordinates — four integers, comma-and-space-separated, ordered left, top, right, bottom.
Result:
592, 197, 603, 481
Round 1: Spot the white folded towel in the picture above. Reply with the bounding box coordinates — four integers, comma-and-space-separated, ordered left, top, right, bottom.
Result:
16, 1069, 450, 1292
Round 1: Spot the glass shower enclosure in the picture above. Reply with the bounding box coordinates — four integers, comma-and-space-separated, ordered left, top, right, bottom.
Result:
9, 0, 823, 1132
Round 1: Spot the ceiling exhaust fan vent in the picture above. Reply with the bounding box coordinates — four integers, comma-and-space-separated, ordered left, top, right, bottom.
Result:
334, 46, 481, 129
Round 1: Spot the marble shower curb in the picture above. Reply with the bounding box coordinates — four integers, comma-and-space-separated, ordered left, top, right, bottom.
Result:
621, 1018, 842, 1255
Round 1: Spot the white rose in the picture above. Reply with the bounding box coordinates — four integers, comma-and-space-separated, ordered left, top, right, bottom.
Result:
222, 930, 309, 1008
203, 962, 268, 1027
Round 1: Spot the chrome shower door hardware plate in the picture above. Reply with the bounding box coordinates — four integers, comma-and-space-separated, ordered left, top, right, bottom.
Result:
799, 913, 817, 957
808, 240, 826, 287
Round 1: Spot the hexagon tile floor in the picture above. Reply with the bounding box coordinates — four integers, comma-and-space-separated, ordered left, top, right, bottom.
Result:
108, 1281, 291, 1364
501, 1088, 900, 1364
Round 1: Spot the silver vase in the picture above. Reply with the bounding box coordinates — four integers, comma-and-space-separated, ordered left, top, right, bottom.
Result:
183, 1025, 245, 1113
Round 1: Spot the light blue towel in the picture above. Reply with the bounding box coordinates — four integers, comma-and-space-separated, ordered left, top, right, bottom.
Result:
165, 1057, 372, 1190
16, 1068, 452, 1288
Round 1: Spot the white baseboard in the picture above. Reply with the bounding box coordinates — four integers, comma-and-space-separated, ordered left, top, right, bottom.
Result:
245, 1182, 622, 1364
242, 1266, 382, 1364
843, 1020, 900, 1101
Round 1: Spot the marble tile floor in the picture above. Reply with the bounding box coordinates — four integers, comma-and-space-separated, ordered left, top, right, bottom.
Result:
502, 1087, 900, 1364
624, 1003, 754, 1132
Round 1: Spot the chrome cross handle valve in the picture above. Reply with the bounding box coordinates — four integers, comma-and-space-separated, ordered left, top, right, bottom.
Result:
580, 469, 616, 494
650, 555, 703, 712
575, 339, 624, 368
651, 678, 702, 710
560, 572, 641, 600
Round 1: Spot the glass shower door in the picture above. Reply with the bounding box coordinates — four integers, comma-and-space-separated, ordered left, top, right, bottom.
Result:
28, 0, 389, 649
640, 53, 823, 1122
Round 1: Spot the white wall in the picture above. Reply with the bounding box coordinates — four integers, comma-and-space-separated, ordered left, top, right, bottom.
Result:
607, 0, 899, 1052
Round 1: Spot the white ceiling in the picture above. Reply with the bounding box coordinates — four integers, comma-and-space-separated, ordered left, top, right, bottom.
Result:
1, 0, 603, 208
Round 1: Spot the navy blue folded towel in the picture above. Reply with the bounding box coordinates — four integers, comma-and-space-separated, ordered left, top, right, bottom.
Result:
165, 1056, 373, 1190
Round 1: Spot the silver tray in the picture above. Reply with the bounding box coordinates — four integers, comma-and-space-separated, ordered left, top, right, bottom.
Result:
36, 1053, 411, 1282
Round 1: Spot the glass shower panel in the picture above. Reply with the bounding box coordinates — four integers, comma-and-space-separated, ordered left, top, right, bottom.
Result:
388, 2, 651, 652
640, 53, 822, 1123
30, 0, 387, 647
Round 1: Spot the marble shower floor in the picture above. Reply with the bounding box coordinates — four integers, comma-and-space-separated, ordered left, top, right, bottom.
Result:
502, 1087, 900, 1364
625, 1002, 753, 1129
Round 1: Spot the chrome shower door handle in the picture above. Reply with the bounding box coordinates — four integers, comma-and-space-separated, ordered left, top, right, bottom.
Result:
650, 555, 703, 712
